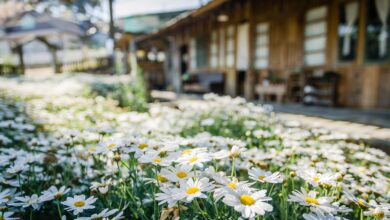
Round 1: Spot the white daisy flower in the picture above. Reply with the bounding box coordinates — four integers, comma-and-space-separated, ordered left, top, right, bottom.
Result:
163, 165, 194, 182
343, 189, 370, 208
213, 145, 247, 159
302, 212, 337, 220
200, 118, 215, 126
364, 200, 390, 219
0, 187, 17, 205
176, 151, 211, 168
138, 152, 171, 167
222, 188, 273, 219
179, 147, 208, 156
12, 194, 42, 210
128, 139, 150, 156
297, 169, 337, 187
94, 139, 123, 154
156, 186, 178, 208
0, 177, 19, 188
0, 211, 18, 220
40, 186, 70, 202
90, 179, 112, 195
61, 195, 97, 215
74, 208, 119, 220
172, 178, 214, 203
248, 168, 284, 184
213, 176, 253, 201
288, 188, 336, 214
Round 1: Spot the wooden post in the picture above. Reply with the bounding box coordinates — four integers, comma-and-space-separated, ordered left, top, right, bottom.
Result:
356, 0, 367, 66
168, 36, 182, 93
225, 68, 237, 96
244, 0, 255, 99
129, 38, 138, 80
163, 39, 171, 89
16, 45, 25, 75
123, 42, 130, 74
49, 46, 60, 73
108, 0, 116, 74
327, 0, 340, 68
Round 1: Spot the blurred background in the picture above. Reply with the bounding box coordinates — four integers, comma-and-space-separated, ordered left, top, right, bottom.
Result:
0, 0, 207, 75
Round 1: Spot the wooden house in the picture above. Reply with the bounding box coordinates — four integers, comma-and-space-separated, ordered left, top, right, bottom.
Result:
136, 0, 390, 108
116, 10, 187, 89
1, 10, 87, 74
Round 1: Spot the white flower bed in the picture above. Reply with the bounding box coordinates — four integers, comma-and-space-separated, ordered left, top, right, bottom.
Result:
0, 75, 388, 220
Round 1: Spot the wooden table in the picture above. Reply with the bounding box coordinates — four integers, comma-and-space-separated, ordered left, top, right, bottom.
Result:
255, 84, 287, 103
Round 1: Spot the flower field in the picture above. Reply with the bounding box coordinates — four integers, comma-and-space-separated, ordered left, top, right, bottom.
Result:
0, 74, 389, 220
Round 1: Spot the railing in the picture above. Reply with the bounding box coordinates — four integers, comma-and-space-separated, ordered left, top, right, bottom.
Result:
61, 57, 111, 73
0, 57, 111, 75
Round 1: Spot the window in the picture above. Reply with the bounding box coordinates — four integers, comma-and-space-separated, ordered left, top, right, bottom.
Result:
190, 38, 196, 69
190, 35, 209, 69
304, 6, 328, 66
196, 35, 209, 68
210, 31, 218, 68
236, 23, 249, 70
254, 22, 269, 69
338, 1, 359, 61
226, 25, 235, 68
365, 0, 390, 62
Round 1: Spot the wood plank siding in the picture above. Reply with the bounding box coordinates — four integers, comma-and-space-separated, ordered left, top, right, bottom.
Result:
137, 0, 390, 108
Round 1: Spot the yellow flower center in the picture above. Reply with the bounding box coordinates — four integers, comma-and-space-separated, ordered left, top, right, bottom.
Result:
373, 208, 385, 219
88, 147, 96, 153
304, 197, 319, 205
157, 175, 168, 183
138, 143, 148, 149
227, 182, 237, 189
186, 187, 200, 195
181, 149, 192, 155
313, 176, 320, 182
106, 143, 116, 149
188, 156, 198, 163
74, 201, 86, 207
176, 171, 188, 178
229, 151, 240, 158
159, 151, 168, 158
54, 192, 63, 199
258, 175, 266, 181
152, 158, 161, 163
240, 195, 256, 206
357, 199, 367, 207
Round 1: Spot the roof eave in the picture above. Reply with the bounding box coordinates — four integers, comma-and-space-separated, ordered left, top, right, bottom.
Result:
136, 0, 230, 43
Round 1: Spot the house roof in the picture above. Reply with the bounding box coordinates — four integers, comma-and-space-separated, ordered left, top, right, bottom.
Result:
136, 0, 229, 43
117, 10, 188, 34
2, 10, 85, 42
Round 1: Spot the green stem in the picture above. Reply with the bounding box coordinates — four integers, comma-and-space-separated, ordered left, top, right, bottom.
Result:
231, 158, 236, 177
56, 200, 62, 220
268, 184, 275, 196
194, 199, 208, 219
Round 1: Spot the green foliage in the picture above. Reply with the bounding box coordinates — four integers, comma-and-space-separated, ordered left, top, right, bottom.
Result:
83, 70, 148, 112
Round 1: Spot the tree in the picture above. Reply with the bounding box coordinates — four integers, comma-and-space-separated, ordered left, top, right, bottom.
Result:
21, 0, 116, 74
